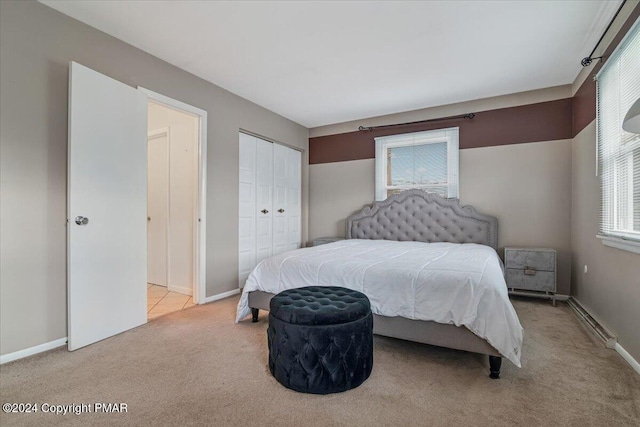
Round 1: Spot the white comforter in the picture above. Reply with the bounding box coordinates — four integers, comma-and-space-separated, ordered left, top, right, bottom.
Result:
236, 239, 523, 366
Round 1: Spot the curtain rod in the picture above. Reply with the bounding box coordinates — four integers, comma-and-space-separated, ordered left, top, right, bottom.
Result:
358, 113, 475, 132
581, 0, 627, 67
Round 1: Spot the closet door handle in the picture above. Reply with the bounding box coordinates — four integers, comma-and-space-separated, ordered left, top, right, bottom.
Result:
277, 208, 285, 213
261, 209, 269, 214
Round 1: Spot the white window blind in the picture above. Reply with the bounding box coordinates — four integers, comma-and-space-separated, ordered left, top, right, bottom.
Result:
597, 21, 640, 242
374, 127, 459, 201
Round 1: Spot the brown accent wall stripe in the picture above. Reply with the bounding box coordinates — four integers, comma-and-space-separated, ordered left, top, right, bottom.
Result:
572, 3, 640, 137
310, 98, 572, 164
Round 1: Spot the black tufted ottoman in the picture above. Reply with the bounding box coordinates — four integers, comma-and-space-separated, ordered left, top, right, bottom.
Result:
267, 286, 373, 394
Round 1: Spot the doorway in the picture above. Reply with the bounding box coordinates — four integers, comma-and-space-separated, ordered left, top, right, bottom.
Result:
67, 63, 209, 351
144, 94, 206, 320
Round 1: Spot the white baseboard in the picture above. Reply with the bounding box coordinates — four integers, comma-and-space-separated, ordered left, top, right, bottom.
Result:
203, 288, 240, 304
615, 343, 640, 375
0, 337, 67, 365
168, 284, 193, 296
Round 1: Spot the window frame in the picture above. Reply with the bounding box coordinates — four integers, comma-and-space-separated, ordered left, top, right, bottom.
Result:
595, 18, 640, 254
374, 127, 459, 201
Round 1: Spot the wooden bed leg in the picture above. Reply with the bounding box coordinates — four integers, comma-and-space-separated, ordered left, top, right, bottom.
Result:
251, 308, 259, 323
489, 356, 502, 379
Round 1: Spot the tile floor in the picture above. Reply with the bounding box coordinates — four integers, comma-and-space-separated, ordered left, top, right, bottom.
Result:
147, 284, 195, 320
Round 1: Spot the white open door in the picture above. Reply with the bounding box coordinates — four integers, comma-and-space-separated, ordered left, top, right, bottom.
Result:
67, 62, 148, 351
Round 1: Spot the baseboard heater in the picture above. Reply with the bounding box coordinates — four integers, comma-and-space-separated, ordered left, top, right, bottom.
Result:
567, 297, 617, 349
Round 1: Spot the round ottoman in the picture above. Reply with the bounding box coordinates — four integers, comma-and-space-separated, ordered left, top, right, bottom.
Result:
267, 286, 373, 394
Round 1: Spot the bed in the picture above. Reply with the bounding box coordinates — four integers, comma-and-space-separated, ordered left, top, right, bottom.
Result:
236, 189, 523, 378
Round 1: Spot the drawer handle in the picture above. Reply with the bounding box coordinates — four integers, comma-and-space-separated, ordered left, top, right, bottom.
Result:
524, 268, 537, 276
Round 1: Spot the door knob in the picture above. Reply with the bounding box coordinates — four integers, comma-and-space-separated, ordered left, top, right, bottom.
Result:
74, 216, 89, 225
277, 208, 285, 213
261, 209, 269, 214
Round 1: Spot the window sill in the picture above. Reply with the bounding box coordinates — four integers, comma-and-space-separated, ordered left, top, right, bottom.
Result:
597, 235, 640, 255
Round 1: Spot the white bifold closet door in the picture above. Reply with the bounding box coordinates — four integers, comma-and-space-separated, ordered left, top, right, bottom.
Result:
256, 138, 274, 263
284, 145, 302, 252
238, 133, 301, 287
238, 133, 258, 285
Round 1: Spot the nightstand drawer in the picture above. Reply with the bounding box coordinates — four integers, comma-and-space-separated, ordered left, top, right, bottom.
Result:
505, 269, 556, 292
505, 249, 555, 271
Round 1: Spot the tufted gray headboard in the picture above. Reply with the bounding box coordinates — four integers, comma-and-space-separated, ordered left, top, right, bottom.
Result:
345, 189, 498, 250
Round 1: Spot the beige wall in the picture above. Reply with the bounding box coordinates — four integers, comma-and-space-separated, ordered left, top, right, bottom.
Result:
309, 140, 573, 294
0, 1, 308, 355
309, 159, 376, 239
460, 140, 573, 294
571, 122, 640, 361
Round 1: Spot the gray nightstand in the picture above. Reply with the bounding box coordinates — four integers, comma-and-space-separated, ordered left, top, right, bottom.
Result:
504, 247, 557, 306
312, 237, 345, 246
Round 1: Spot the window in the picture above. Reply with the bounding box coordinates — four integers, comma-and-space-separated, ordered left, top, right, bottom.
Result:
374, 127, 459, 201
597, 21, 640, 251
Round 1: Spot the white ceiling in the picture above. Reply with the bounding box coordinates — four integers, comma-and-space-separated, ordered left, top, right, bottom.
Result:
41, 1, 621, 128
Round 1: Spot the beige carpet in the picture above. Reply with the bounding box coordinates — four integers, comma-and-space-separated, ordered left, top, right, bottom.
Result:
1, 296, 639, 426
